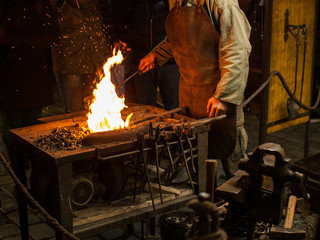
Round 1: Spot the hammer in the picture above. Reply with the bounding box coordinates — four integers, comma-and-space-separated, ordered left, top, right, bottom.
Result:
269, 195, 306, 239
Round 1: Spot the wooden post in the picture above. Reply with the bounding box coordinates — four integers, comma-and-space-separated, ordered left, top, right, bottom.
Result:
197, 131, 208, 193
205, 159, 217, 202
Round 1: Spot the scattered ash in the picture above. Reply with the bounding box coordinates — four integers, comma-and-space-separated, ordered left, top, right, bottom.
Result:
34, 124, 90, 151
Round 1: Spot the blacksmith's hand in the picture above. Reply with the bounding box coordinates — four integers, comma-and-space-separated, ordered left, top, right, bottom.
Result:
139, 52, 155, 73
207, 96, 228, 117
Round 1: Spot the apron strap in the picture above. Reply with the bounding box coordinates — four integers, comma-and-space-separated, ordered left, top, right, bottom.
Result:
205, 0, 214, 24
175, 0, 220, 35
176, 0, 202, 7
205, 0, 221, 35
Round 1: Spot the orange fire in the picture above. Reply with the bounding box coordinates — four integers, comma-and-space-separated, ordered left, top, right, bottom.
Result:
86, 50, 132, 133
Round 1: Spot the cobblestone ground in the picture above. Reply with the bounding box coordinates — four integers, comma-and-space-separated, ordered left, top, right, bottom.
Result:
244, 109, 320, 161
0, 101, 319, 239
0, 162, 150, 240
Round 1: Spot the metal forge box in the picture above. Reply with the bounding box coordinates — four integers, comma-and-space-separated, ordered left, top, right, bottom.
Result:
10, 105, 211, 240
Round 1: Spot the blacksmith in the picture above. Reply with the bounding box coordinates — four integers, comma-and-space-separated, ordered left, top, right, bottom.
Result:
139, 0, 251, 178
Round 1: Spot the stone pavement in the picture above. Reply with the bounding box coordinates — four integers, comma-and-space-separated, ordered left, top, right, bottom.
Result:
0, 168, 55, 240
0, 101, 320, 239
244, 108, 320, 162
0, 160, 149, 240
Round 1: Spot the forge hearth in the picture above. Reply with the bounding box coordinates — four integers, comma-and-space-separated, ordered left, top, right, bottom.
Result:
10, 105, 211, 240
29, 105, 184, 153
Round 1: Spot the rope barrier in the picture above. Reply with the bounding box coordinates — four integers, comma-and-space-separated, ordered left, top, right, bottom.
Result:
0, 153, 80, 240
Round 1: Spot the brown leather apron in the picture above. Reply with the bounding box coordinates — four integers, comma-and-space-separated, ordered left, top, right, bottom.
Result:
165, 2, 236, 159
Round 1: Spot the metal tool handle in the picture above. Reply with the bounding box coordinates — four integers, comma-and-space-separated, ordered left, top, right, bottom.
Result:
171, 114, 227, 128
130, 107, 185, 126
115, 69, 140, 90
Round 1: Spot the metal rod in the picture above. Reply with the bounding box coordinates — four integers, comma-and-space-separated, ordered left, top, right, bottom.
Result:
185, 134, 196, 173
177, 135, 195, 192
96, 139, 197, 161
142, 149, 155, 211
163, 137, 175, 173
130, 107, 185, 126
154, 141, 163, 203
137, 133, 155, 211
115, 69, 140, 90
133, 151, 141, 202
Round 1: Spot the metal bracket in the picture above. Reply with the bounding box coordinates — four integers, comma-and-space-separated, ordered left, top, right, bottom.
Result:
284, 9, 307, 43
284, 9, 289, 42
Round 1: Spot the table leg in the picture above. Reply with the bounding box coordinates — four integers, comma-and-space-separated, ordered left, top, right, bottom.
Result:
146, 217, 156, 238
197, 131, 208, 193
52, 163, 73, 240
12, 142, 29, 240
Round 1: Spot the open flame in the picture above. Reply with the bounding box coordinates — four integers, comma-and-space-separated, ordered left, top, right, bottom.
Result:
86, 50, 132, 133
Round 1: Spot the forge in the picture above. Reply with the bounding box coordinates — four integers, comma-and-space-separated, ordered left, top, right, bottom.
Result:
10, 104, 212, 240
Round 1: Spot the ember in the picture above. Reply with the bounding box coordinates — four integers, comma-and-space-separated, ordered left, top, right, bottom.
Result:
34, 125, 90, 150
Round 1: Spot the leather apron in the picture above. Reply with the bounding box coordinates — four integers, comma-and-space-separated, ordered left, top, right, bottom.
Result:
165, 2, 236, 159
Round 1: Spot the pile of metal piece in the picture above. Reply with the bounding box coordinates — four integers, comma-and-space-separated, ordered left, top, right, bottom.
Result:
34, 125, 90, 150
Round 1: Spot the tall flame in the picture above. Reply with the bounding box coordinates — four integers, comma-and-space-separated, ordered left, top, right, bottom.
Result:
86, 50, 132, 133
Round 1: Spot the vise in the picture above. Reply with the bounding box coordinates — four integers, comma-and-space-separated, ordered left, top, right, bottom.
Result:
216, 143, 308, 239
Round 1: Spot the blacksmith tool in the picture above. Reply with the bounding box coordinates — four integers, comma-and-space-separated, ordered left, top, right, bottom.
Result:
163, 115, 226, 186
149, 123, 163, 204
175, 126, 195, 193
115, 69, 141, 91
114, 61, 156, 91
136, 133, 155, 210
182, 121, 196, 173
130, 107, 185, 126
177, 114, 226, 127
133, 140, 141, 202
83, 70, 140, 103
284, 195, 297, 229
269, 195, 306, 239
164, 154, 189, 186
161, 131, 175, 175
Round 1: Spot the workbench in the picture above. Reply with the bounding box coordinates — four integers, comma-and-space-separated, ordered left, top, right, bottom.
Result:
10, 105, 210, 240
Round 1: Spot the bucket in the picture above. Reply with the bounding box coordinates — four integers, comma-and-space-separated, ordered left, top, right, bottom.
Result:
159, 211, 194, 240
